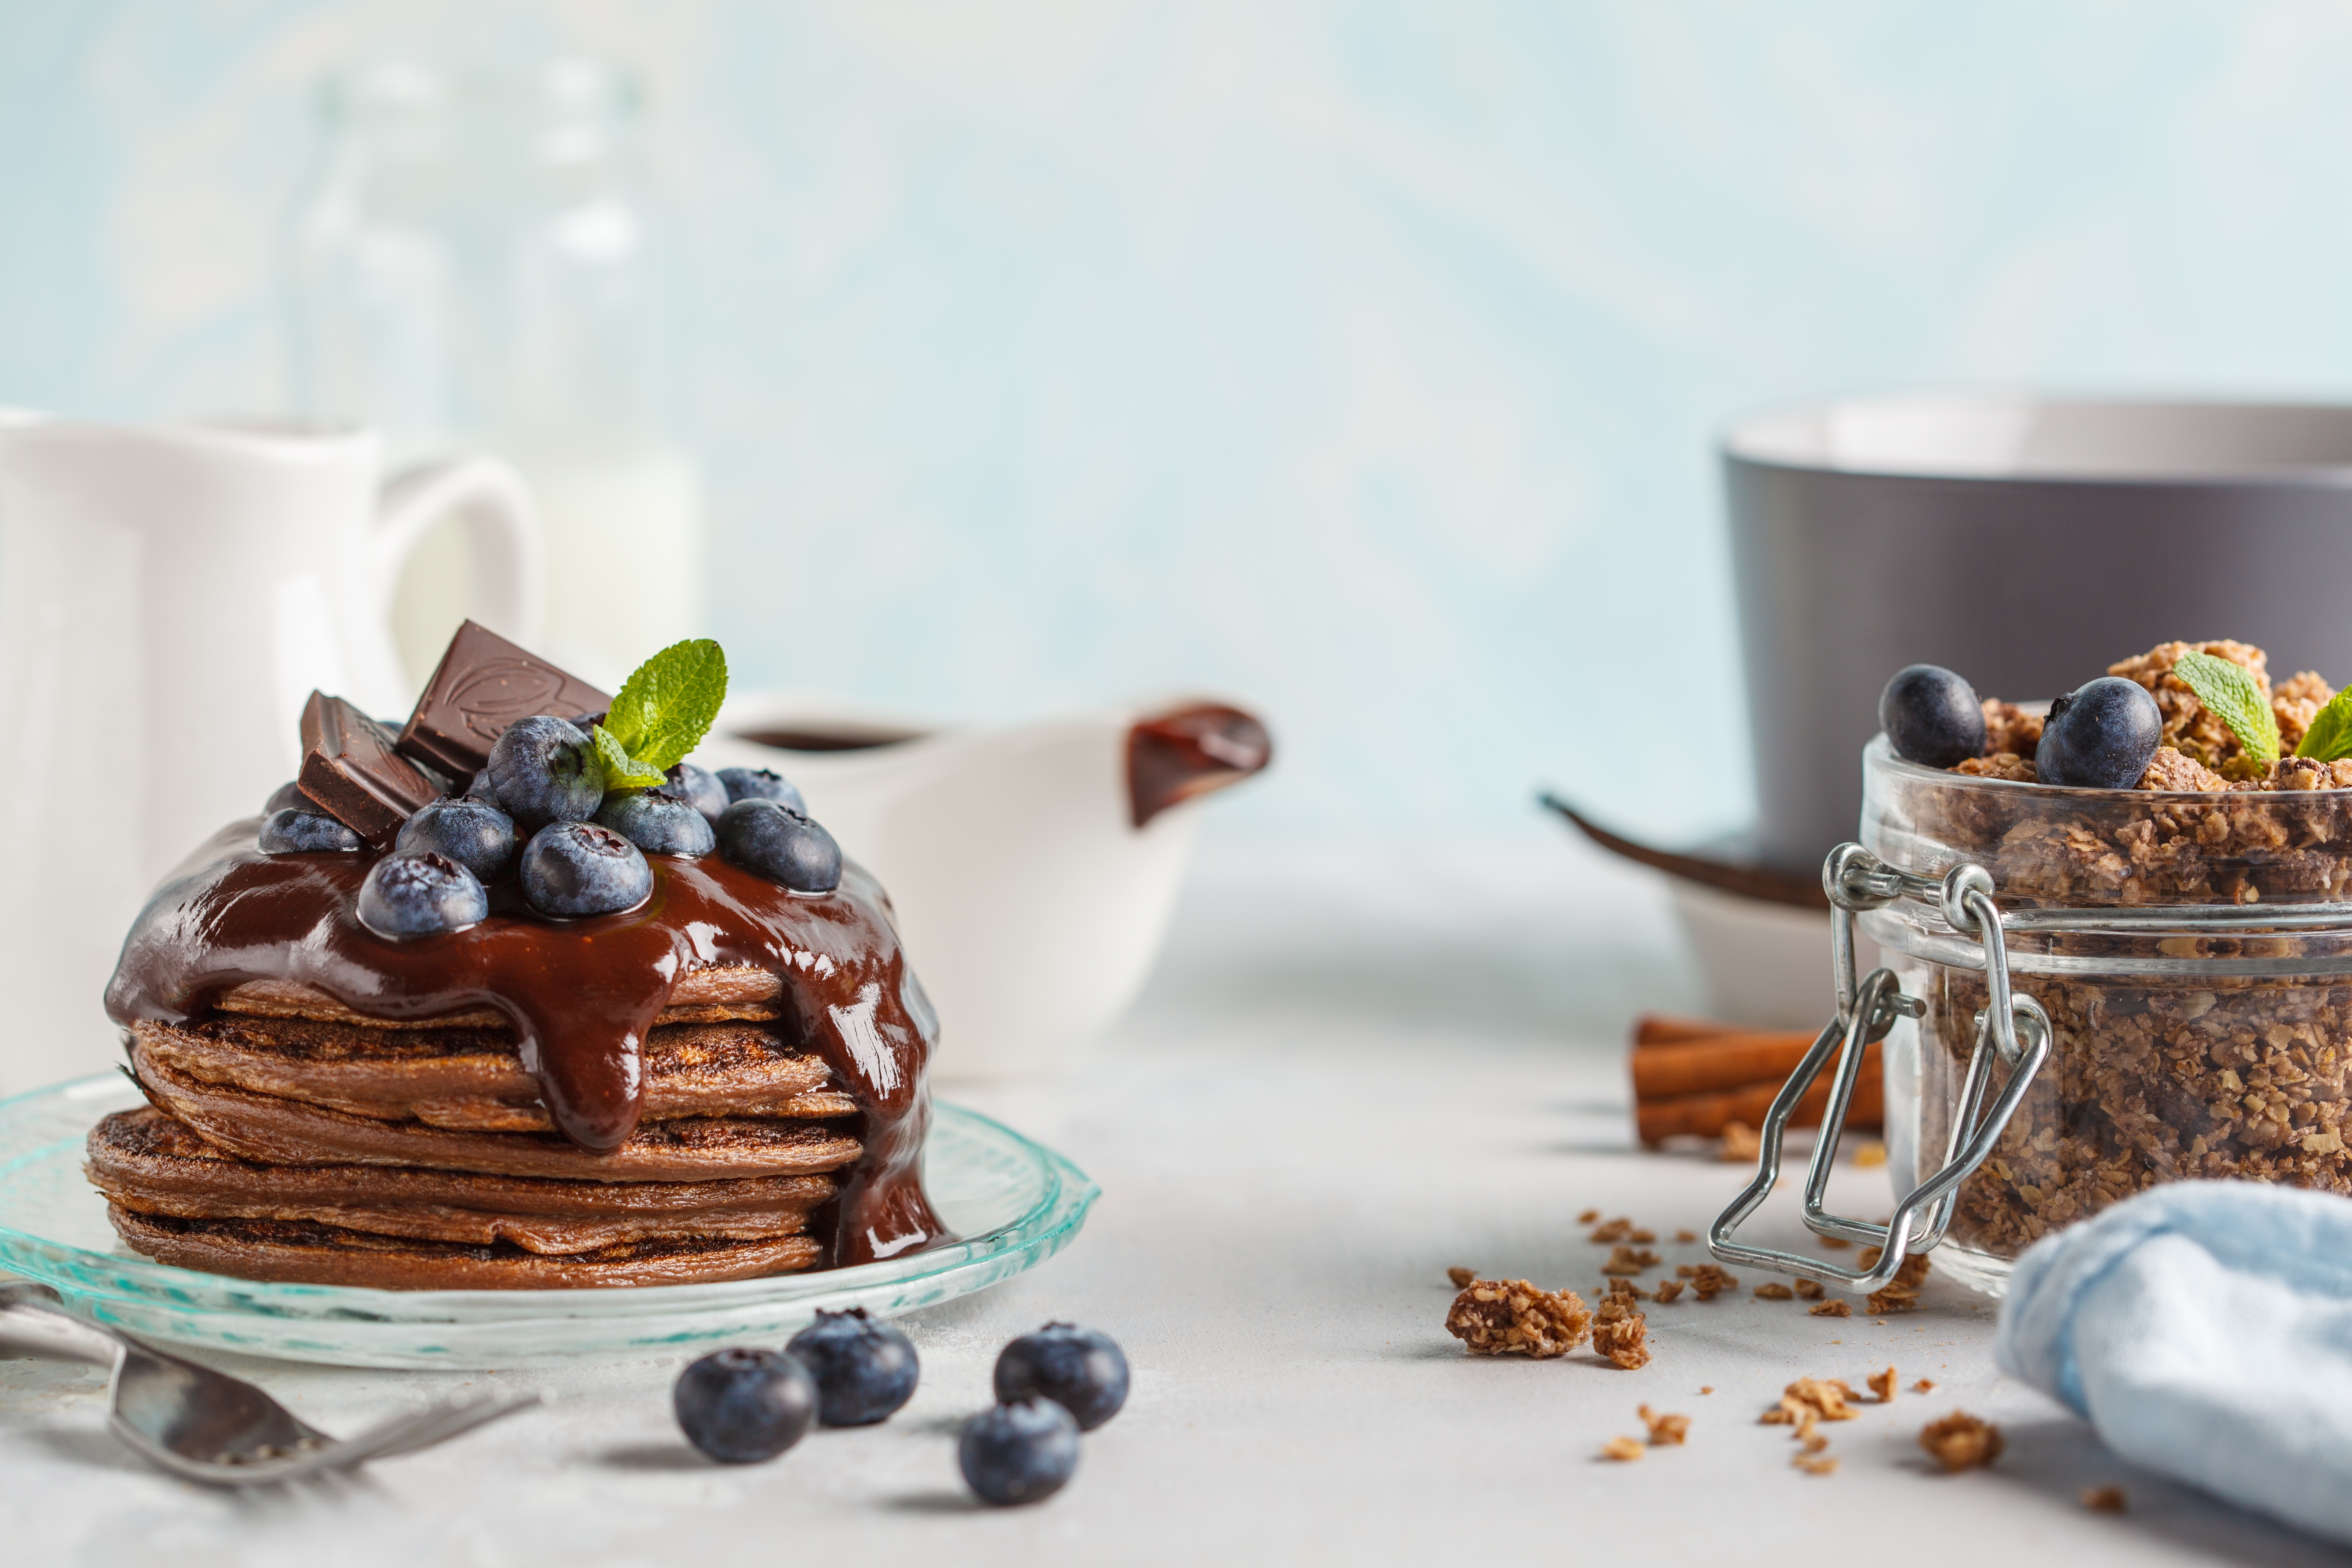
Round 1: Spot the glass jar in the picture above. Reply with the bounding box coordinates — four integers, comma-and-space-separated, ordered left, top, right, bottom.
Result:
1858, 735, 2352, 1294
286, 58, 700, 692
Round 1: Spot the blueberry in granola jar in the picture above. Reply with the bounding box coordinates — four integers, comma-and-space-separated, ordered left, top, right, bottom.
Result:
1879, 664, 1986, 769
2034, 676, 2161, 790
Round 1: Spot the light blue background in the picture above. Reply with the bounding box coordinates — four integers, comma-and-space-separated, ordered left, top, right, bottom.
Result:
6, 1, 2352, 842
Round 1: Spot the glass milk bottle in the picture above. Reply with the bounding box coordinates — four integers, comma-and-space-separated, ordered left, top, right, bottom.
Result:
287, 58, 701, 692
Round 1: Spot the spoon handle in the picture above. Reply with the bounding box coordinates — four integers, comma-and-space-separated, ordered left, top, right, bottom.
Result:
0, 1284, 124, 1371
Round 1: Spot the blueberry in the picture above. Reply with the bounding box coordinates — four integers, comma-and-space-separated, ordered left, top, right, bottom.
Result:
396, 798, 519, 882
716, 800, 842, 893
1879, 664, 1987, 768
959, 1398, 1079, 1507
465, 768, 498, 802
716, 766, 806, 813
2036, 676, 2164, 790
785, 1308, 920, 1427
485, 715, 601, 830
661, 762, 730, 824
259, 807, 362, 854
520, 821, 653, 917
262, 780, 310, 816
594, 790, 716, 858
994, 1322, 1129, 1430
357, 851, 488, 938
672, 1347, 817, 1465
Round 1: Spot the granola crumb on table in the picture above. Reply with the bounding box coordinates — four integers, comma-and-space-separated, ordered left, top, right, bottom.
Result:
1650, 1278, 1684, 1304
1685, 1264, 1738, 1301
1753, 1282, 1794, 1301
1578, 1208, 1601, 1224
1591, 1295, 1652, 1370
1792, 1453, 1839, 1476
1603, 1245, 1661, 1276
1718, 1121, 1762, 1162
1588, 1217, 1633, 1244
1639, 1405, 1689, 1445
1911, 1378, 1935, 1394
1919, 1411, 2004, 1472
1601, 1436, 1644, 1462
1444, 1279, 1591, 1358
1792, 1278, 1825, 1300
1446, 1266, 1476, 1289
2081, 1485, 2127, 1513
1867, 1366, 1898, 1403
1808, 1300, 1852, 1318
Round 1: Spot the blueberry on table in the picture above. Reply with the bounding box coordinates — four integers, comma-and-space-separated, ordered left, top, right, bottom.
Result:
396, 798, 520, 882
2036, 676, 2163, 790
994, 1322, 1129, 1430
959, 1398, 1080, 1506
662, 762, 731, 824
594, 789, 717, 859
673, 1347, 816, 1465
716, 766, 806, 813
716, 800, 842, 893
259, 807, 362, 854
520, 821, 654, 917
1879, 664, 1986, 768
785, 1307, 919, 1427
485, 715, 602, 829
357, 851, 488, 938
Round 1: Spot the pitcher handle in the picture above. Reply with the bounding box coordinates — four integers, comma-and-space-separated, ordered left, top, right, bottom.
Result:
368, 455, 545, 650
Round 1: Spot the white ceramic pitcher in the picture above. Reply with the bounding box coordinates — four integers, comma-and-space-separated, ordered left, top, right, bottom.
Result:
0, 415, 541, 1095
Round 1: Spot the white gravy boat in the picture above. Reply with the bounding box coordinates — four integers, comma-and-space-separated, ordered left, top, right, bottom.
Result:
699, 696, 1272, 1079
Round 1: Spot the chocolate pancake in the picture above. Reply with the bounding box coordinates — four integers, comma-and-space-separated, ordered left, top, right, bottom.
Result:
109, 1207, 823, 1289
210, 966, 786, 1030
90, 1108, 832, 1255
132, 1046, 864, 1182
129, 1016, 855, 1132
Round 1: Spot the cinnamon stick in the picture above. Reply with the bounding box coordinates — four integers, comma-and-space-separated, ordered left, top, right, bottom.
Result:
1633, 1036, 1877, 1100
1637, 1072, 1884, 1147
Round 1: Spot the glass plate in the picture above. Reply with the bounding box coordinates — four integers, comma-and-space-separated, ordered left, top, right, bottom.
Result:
0, 1074, 1097, 1369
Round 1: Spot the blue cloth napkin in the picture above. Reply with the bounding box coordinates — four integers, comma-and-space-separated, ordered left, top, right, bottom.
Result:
1995, 1180, 2352, 1543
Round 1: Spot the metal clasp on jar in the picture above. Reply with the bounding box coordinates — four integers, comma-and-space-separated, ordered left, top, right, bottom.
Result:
1706, 845, 2052, 1295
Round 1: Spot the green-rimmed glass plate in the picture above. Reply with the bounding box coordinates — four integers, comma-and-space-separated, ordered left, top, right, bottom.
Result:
0, 1074, 1096, 1369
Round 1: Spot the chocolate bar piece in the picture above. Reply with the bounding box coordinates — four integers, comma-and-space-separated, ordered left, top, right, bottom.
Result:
299, 692, 445, 848
395, 620, 611, 778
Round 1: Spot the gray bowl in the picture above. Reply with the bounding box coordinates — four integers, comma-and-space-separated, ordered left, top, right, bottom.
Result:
1726, 392, 2352, 873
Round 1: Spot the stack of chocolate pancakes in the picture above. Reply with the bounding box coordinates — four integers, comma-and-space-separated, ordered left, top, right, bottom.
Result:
89, 623, 945, 1290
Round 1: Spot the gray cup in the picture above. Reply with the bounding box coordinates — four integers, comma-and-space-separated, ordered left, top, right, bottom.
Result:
1726, 392, 2352, 874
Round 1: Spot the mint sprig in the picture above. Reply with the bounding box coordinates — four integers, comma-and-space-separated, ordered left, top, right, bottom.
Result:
2297, 686, 2352, 762
2172, 649, 2280, 765
592, 638, 728, 790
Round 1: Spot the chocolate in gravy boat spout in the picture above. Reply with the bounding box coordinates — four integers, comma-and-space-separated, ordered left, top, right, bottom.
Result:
104, 820, 945, 1266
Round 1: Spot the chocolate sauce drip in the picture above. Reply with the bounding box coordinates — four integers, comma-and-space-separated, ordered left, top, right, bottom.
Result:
1126, 703, 1274, 827
103, 821, 944, 1267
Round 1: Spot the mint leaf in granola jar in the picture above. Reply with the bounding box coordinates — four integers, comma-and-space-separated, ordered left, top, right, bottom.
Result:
2297, 686, 2352, 763
2171, 649, 2279, 766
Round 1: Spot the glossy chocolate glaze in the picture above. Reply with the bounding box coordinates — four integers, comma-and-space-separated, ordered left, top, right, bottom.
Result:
104, 821, 944, 1267
1127, 703, 1273, 827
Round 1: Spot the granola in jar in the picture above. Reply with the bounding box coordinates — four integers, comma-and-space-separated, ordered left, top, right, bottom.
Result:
1863, 639, 2352, 1284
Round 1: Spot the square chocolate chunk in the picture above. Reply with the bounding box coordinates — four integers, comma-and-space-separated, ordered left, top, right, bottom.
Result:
395, 620, 610, 778
298, 693, 444, 848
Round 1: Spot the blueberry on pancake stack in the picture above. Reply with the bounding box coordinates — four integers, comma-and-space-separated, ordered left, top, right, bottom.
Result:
90, 625, 945, 1290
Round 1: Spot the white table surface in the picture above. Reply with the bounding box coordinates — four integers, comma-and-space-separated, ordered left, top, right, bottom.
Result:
0, 831, 2333, 1566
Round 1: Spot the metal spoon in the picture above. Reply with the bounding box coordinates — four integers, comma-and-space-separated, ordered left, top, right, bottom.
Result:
0, 1279, 537, 1484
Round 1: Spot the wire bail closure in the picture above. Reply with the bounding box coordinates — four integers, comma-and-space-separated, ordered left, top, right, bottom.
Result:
1705, 844, 2052, 1294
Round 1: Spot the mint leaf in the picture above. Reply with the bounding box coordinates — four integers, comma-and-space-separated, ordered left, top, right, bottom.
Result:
2172, 649, 2280, 764
603, 638, 728, 772
2297, 686, 2352, 762
593, 723, 665, 789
